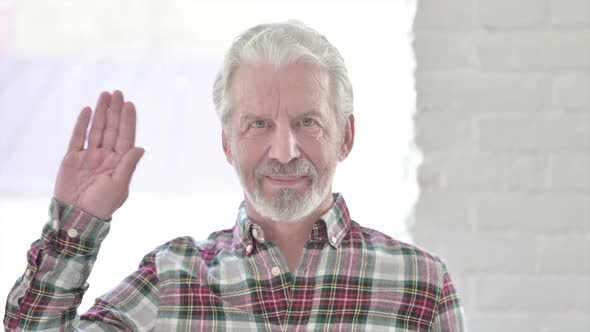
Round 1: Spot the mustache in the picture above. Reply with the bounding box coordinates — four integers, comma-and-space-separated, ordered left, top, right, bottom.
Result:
255, 159, 317, 178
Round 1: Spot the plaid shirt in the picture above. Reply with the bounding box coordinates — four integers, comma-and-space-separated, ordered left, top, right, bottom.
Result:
5, 193, 465, 331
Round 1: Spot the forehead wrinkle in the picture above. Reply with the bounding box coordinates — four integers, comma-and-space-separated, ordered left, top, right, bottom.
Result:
279, 75, 328, 119
274, 72, 282, 119
234, 73, 280, 117
233, 63, 332, 123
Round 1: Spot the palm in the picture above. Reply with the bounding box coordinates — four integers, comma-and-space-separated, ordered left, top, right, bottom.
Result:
54, 91, 144, 220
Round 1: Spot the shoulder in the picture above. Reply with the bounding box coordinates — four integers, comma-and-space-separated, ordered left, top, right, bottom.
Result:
352, 221, 440, 259
350, 221, 450, 282
143, 228, 237, 270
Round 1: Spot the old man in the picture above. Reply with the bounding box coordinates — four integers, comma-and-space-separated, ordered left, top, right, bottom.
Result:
5, 21, 465, 331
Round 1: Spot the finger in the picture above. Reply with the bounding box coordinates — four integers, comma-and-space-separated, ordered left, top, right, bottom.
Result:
114, 147, 145, 184
87, 92, 111, 149
67, 107, 92, 152
102, 90, 124, 151
115, 101, 136, 153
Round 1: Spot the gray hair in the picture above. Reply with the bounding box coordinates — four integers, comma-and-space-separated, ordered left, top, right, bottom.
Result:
212, 20, 353, 134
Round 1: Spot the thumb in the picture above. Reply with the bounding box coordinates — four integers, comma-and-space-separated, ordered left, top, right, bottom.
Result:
114, 147, 145, 183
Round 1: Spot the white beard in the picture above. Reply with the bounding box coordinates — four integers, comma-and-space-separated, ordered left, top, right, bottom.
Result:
235, 158, 331, 223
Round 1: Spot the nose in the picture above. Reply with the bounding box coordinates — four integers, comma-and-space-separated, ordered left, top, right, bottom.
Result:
268, 124, 301, 164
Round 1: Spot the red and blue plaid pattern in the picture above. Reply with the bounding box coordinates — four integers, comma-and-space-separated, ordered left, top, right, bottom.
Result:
5, 194, 465, 331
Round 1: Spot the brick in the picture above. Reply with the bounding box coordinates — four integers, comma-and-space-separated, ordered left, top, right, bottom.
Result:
478, 114, 590, 152
537, 233, 590, 273
442, 154, 505, 191
413, 32, 479, 70
423, 153, 548, 192
416, 151, 549, 195
550, 153, 590, 190
540, 313, 590, 332
415, 112, 474, 151
476, 193, 590, 232
553, 73, 590, 108
478, 31, 590, 71
415, 72, 454, 113
504, 154, 549, 192
467, 313, 542, 332
416, 72, 542, 113
477, 275, 590, 312
414, 0, 476, 28
413, 191, 474, 231
479, 0, 547, 28
414, 231, 537, 274
550, 0, 590, 26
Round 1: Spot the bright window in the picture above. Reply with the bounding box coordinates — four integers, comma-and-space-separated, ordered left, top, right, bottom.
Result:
0, 0, 418, 315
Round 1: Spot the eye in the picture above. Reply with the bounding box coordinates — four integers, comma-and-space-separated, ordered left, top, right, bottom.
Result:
301, 117, 315, 126
251, 120, 266, 129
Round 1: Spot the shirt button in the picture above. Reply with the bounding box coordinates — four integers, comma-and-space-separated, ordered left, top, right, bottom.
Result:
67, 228, 79, 238
271, 266, 281, 276
252, 228, 265, 242
331, 236, 337, 244
245, 244, 253, 254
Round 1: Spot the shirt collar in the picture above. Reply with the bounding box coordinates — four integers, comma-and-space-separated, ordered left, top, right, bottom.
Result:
233, 193, 352, 255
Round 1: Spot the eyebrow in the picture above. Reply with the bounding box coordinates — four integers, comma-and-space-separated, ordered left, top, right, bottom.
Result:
298, 110, 325, 120
239, 110, 325, 122
239, 113, 269, 123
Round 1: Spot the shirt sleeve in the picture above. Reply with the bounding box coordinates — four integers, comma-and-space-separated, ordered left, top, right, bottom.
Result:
78, 251, 160, 331
3, 198, 112, 331
430, 259, 466, 331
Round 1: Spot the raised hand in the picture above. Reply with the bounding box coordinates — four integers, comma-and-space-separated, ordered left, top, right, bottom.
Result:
53, 91, 145, 220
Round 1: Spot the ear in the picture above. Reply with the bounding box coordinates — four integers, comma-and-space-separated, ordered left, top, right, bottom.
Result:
339, 114, 355, 162
222, 129, 234, 165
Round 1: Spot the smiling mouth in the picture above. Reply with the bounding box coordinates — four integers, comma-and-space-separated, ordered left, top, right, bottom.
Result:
265, 175, 307, 185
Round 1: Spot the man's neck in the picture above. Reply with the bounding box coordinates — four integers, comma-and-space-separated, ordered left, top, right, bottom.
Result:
244, 193, 334, 272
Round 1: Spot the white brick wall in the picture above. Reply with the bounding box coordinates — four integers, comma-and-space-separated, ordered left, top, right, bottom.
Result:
413, 0, 590, 330
550, 0, 590, 26
479, 0, 547, 28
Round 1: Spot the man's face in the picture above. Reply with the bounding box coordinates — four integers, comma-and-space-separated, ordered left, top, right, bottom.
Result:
223, 63, 353, 222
